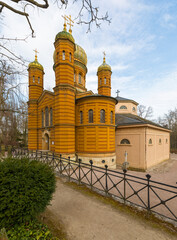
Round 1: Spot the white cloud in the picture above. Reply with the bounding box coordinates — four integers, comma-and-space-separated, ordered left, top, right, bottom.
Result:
1, 0, 177, 121
134, 68, 177, 118
161, 13, 176, 28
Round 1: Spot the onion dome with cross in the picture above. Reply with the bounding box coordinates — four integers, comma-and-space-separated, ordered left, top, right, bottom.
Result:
97, 52, 111, 73
55, 15, 75, 44
28, 49, 44, 71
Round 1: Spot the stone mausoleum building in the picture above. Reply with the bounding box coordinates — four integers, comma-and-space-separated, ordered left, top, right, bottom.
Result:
28, 17, 170, 170
115, 96, 170, 170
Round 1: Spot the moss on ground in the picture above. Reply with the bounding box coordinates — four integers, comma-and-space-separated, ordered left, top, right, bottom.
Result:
58, 176, 177, 238
39, 209, 68, 240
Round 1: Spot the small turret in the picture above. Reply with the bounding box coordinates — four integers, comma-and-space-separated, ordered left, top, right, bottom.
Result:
28, 49, 44, 100
97, 52, 112, 96
28, 50, 44, 150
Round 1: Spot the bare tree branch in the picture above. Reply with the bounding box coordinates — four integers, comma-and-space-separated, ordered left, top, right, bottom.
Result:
138, 105, 153, 119
0, 1, 29, 16
0, 0, 111, 35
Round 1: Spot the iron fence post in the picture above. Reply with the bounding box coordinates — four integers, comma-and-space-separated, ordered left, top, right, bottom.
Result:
123, 169, 127, 203
60, 154, 62, 175
105, 165, 108, 195
146, 174, 151, 211
46, 152, 48, 163
90, 160, 93, 190
52, 152, 55, 168
68, 156, 71, 182
78, 159, 81, 185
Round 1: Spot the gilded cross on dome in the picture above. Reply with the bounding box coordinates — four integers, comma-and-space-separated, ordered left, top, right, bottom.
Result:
103, 51, 106, 63
33, 49, 39, 61
62, 15, 67, 31
66, 15, 74, 34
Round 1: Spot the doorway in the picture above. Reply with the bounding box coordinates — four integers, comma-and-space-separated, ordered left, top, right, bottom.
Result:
44, 133, 49, 150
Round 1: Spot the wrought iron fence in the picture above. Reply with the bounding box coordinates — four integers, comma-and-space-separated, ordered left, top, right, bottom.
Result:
12, 149, 177, 226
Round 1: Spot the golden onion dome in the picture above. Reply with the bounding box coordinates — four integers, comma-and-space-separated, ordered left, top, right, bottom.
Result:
74, 44, 87, 66
55, 29, 75, 43
97, 55, 111, 73
28, 55, 44, 71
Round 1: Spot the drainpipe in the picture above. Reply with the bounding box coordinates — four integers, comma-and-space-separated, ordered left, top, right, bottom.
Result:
145, 127, 147, 169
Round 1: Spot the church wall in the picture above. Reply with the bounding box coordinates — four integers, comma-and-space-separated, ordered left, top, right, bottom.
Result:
146, 127, 170, 168
76, 91, 93, 99
37, 93, 55, 151
74, 61, 87, 91
115, 126, 146, 170
76, 96, 116, 168
54, 86, 75, 156
28, 101, 38, 150
115, 102, 138, 115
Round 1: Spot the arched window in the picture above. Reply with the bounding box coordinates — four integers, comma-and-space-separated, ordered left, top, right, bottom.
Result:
79, 73, 82, 84
166, 138, 168, 144
159, 138, 162, 144
50, 108, 53, 126
89, 109, 93, 123
132, 107, 136, 112
33, 76, 35, 83
100, 109, 105, 123
110, 111, 113, 124
69, 52, 72, 62
62, 50, 65, 60
45, 107, 49, 127
149, 139, 152, 144
120, 139, 130, 144
42, 110, 44, 127
120, 105, 127, 109
100, 78, 102, 85
38, 77, 40, 84
74, 72, 76, 82
80, 111, 83, 124
104, 77, 106, 84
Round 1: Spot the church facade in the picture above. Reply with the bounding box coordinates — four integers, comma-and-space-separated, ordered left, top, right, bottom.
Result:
28, 20, 117, 169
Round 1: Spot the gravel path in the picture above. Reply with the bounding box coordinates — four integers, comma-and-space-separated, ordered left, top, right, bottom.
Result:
47, 178, 177, 240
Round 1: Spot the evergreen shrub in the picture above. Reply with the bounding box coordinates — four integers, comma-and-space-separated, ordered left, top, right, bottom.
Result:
6, 219, 59, 240
0, 158, 56, 228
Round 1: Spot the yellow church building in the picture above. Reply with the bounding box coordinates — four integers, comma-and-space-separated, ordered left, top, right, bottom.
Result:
28, 18, 170, 170
28, 19, 117, 169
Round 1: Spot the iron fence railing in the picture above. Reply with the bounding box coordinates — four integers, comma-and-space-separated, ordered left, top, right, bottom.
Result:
12, 149, 177, 226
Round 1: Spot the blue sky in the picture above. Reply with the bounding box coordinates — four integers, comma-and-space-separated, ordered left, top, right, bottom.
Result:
1, 0, 177, 118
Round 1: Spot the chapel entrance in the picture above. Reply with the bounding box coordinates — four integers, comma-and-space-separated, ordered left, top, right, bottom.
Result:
44, 133, 49, 150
